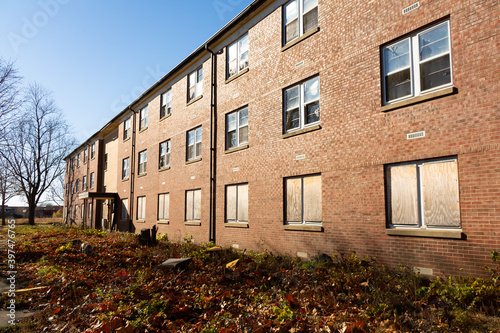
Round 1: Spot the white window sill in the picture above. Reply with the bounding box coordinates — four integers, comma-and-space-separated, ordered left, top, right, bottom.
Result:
284, 224, 323, 232
185, 221, 201, 226
381, 86, 456, 112
225, 222, 249, 228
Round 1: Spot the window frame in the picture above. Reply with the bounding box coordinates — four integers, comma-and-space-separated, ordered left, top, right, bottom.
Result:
159, 140, 171, 169
90, 172, 95, 189
138, 150, 147, 175
76, 154, 80, 167
381, 20, 453, 105
283, 0, 319, 46
187, 67, 203, 102
226, 107, 249, 150
82, 175, 87, 191
123, 117, 131, 140
185, 189, 201, 222
139, 106, 148, 131
160, 89, 172, 119
137, 196, 146, 221
83, 149, 88, 163
385, 157, 461, 230
226, 33, 249, 79
122, 157, 130, 180
91, 143, 95, 159
186, 127, 202, 161
158, 193, 170, 221
283, 75, 320, 134
225, 183, 249, 224
284, 174, 322, 225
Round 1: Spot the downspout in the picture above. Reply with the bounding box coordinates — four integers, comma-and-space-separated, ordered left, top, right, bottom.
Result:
205, 44, 221, 243
129, 107, 137, 233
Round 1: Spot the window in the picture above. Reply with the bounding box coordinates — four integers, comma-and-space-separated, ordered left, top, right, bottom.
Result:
227, 33, 249, 78
121, 199, 128, 220
226, 107, 248, 149
386, 158, 460, 229
284, 76, 320, 133
104, 153, 108, 171
91, 143, 95, 159
122, 158, 130, 180
81, 204, 84, 219
158, 193, 170, 221
71, 182, 74, 194
88, 202, 92, 219
188, 67, 203, 102
90, 172, 95, 189
382, 20, 452, 104
77, 154, 80, 167
283, 0, 318, 45
226, 184, 248, 223
187, 127, 202, 161
83, 149, 88, 163
137, 196, 146, 220
285, 174, 322, 225
138, 150, 147, 175
160, 89, 172, 118
159, 140, 171, 169
123, 117, 131, 140
185, 189, 201, 221
82, 175, 87, 191
75, 179, 79, 193
75, 205, 79, 220
71, 157, 74, 169
139, 106, 148, 130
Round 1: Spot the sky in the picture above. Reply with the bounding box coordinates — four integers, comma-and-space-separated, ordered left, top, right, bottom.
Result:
0, 0, 254, 206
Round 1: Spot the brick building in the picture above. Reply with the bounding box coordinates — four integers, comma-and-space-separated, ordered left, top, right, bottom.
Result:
64, 0, 500, 276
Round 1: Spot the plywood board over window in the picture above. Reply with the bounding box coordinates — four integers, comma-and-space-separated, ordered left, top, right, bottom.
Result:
286, 174, 322, 225
421, 160, 460, 227
389, 165, 419, 225
303, 175, 322, 222
286, 178, 302, 223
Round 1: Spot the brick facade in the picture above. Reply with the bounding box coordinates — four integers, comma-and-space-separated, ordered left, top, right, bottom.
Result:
64, 0, 500, 277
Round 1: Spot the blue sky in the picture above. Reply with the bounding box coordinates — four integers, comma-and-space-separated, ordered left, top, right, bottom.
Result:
0, 0, 253, 205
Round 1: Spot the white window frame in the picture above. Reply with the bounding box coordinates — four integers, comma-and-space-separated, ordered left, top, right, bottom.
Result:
81, 204, 84, 219
185, 189, 201, 221
284, 76, 320, 133
227, 33, 249, 79
188, 67, 203, 102
187, 127, 202, 161
226, 107, 248, 150
283, 0, 319, 46
88, 202, 93, 220
225, 183, 249, 223
160, 89, 172, 118
90, 172, 95, 189
124, 117, 131, 140
385, 157, 461, 230
158, 193, 170, 221
139, 106, 148, 130
138, 150, 147, 175
122, 157, 130, 180
137, 196, 146, 220
159, 140, 171, 169
382, 20, 452, 105
285, 174, 322, 225
83, 149, 88, 163
82, 176, 87, 191
91, 144, 95, 159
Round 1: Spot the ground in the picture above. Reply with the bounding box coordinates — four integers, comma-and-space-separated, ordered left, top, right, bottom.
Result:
0, 220, 499, 332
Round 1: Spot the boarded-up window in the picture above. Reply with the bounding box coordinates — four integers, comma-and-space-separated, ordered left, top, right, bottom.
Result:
121, 199, 128, 220
137, 196, 146, 220
158, 193, 169, 221
226, 184, 248, 223
286, 174, 322, 224
386, 158, 460, 228
186, 189, 201, 221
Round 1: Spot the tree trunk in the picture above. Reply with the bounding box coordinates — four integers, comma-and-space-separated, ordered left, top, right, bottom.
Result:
28, 198, 36, 225
1, 197, 5, 226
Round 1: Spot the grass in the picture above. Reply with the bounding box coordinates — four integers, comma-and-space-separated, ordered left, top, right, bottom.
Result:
1, 224, 499, 332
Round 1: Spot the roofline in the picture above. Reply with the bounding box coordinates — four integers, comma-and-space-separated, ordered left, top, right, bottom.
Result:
65, 0, 267, 161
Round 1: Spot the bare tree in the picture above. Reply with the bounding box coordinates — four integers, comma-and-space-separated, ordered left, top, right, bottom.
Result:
0, 156, 19, 225
0, 58, 22, 135
1, 83, 75, 225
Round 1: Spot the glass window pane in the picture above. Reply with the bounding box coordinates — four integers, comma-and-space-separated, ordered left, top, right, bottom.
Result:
285, 86, 300, 110
304, 77, 319, 103
305, 101, 320, 125
189, 72, 196, 88
227, 113, 237, 131
228, 43, 237, 62
228, 130, 237, 148
419, 23, 449, 61
239, 108, 248, 126
303, 7, 318, 34
420, 54, 451, 91
286, 108, 300, 131
285, 0, 298, 24
188, 145, 194, 160
385, 68, 411, 102
196, 127, 202, 141
286, 19, 299, 44
303, 0, 318, 13
384, 39, 410, 74
188, 131, 194, 145
197, 68, 203, 82
195, 142, 202, 158
239, 51, 249, 71
239, 126, 248, 144
228, 59, 237, 77
239, 34, 249, 54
